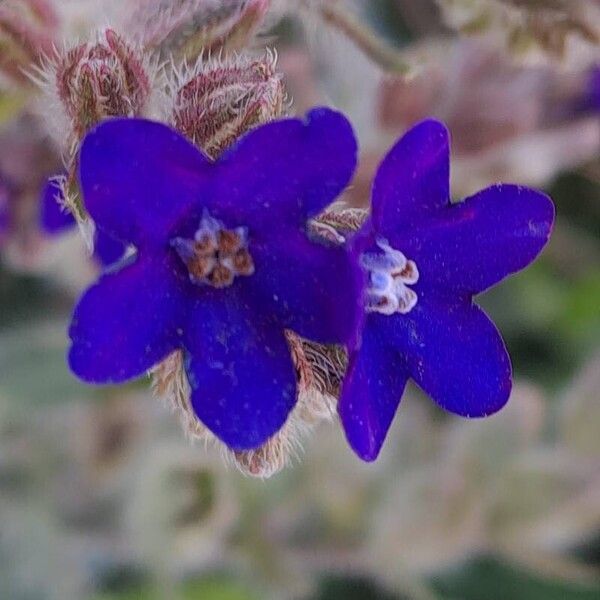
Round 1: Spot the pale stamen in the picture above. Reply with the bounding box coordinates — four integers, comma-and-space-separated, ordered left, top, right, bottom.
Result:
362, 239, 419, 316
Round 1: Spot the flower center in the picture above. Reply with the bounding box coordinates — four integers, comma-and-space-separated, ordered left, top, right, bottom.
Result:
171, 211, 254, 288
361, 239, 419, 315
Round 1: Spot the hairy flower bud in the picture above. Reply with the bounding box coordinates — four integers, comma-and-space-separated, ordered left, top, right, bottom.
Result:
32, 29, 153, 232
130, 0, 271, 61
51, 29, 151, 149
170, 51, 285, 158
0, 0, 58, 86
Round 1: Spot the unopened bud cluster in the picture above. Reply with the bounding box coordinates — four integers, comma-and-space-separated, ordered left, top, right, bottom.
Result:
33, 28, 152, 230
52, 29, 151, 150
171, 51, 285, 157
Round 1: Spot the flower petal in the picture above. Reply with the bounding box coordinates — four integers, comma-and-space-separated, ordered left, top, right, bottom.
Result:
40, 177, 75, 234
339, 318, 409, 461
395, 185, 554, 296
388, 296, 512, 417
245, 229, 364, 345
210, 107, 357, 230
372, 119, 449, 236
79, 119, 213, 249
93, 227, 127, 267
69, 254, 187, 383
184, 290, 297, 450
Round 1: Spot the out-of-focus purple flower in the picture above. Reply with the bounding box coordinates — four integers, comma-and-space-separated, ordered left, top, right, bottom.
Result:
40, 177, 126, 267
339, 119, 555, 462
68, 109, 362, 450
0, 176, 11, 246
576, 66, 600, 115
40, 178, 76, 234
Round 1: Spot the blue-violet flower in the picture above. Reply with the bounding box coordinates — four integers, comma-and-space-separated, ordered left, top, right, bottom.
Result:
68, 108, 362, 450
0, 175, 11, 247
339, 119, 555, 461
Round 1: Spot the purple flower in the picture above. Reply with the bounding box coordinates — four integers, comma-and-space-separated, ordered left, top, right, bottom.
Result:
0, 176, 10, 246
68, 109, 362, 450
339, 119, 555, 461
568, 66, 600, 117
582, 66, 600, 114
40, 177, 127, 266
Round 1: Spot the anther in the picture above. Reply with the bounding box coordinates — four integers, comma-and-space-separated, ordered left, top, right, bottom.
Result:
363, 238, 419, 316
173, 211, 254, 288
218, 229, 243, 255
188, 255, 216, 279
194, 233, 217, 255
232, 249, 255, 276
209, 264, 235, 288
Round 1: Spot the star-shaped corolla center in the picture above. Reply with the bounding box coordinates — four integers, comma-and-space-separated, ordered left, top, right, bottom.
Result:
171, 210, 255, 288
360, 238, 419, 316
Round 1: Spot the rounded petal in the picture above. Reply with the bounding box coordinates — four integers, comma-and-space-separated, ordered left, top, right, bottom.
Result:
184, 290, 297, 450
211, 107, 357, 230
396, 185, 555, 296
246, 230, 365, 346
372, 119, 449, 236
388, 297, 512, 417
339, 319, 409, 461
69, 254, 187, 383
40, 177, 75, 234
79, 119, 213, 249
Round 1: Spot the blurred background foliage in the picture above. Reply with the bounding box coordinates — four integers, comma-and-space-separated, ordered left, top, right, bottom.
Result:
1, 0, 599, 599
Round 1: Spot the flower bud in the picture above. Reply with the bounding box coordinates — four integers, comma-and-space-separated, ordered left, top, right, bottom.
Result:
32, 29, 153, 233
51, 29, 151, 148
130, 0, 271, 61
311, 207, 368, 241
0, 0, 58, 86
171, 51, 285, 158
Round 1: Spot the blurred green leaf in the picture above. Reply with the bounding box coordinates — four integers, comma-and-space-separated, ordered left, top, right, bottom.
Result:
93, 589, 156, 600
181, 576, 259, 600
0, 320, 89, 407
556, 272, 600, 337
0, 267, 68, 328
93, 578, 258, 600
431, 556, 600, 600
312, 575, 401, 600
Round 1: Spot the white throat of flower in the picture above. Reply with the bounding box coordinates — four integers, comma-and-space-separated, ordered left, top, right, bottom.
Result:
361, 239, 419, 316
